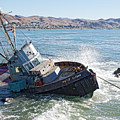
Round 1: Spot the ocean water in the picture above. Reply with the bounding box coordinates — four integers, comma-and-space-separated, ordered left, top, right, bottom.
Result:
0, 29, 120, 120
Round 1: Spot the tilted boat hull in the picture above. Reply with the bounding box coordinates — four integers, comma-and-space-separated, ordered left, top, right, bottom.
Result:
25, 73, 98, 97
24, 62, 99, 97
0, 62, 99, 98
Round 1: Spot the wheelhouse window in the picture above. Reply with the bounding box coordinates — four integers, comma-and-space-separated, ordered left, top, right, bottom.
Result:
15, 67, 20, 73
32, 58, 40, 67
24, 62, 33, 71
15, 66, 27, 73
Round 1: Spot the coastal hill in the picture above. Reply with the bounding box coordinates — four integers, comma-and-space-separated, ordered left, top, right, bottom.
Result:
2, 15, 120, 29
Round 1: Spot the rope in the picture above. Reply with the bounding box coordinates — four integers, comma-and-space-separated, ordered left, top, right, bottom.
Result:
97, 76, 120, 90
8, 15, 31, 41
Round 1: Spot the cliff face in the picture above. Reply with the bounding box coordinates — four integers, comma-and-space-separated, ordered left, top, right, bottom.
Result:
2, 15, 120, 29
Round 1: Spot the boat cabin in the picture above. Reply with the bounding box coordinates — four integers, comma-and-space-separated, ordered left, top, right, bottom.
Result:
8, 41, 61, 85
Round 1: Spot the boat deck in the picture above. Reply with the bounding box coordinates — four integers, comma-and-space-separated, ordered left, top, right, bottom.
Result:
56, 66, 75, 81
54, 61, 85, 82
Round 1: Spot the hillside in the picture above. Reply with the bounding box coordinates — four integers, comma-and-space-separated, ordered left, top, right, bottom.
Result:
1, 15, 120, 29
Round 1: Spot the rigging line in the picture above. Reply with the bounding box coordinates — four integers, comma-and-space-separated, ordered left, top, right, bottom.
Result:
0, 52, 7, 60
0, 42, 8, 60
0, 24, 8, 38
1, 26, 27, 62
97, 76, 120, 90
0, 17, 16, 53
0, 27, 12, 57
1, 15, 28, 62
19, 29, 31, 41
8, 15, 31, 41
3, 14, 30, 50
3, 16, 13, 28
3, 16, 17, 49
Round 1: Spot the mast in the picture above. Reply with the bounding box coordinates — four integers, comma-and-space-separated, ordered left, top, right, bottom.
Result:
13, 26, 16, 49
0, 9, 16, 54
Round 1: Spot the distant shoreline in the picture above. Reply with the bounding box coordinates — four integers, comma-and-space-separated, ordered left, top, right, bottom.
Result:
2, 27, 120, 30
1, 14, 120, 30
1, 27, 120, 30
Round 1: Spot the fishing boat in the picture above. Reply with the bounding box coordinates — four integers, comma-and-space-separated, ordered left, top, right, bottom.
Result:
0, 10, 99, 97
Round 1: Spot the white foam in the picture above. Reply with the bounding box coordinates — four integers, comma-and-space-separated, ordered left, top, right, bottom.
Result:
0, 111, 4, 120
54, 44, 120, 104
33, 99, 87, 120
33, 101, 69, 120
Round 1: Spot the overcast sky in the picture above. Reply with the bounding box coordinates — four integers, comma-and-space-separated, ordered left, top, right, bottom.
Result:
1, 0, 120, 20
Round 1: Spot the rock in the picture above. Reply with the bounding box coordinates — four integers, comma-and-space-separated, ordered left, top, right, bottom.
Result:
114, 68, 120, 77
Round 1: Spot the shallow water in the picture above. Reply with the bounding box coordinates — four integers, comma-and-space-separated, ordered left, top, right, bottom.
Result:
0, 29, 120, 120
